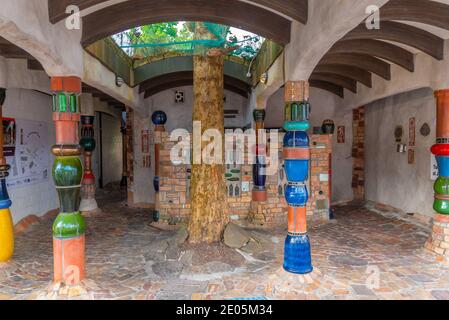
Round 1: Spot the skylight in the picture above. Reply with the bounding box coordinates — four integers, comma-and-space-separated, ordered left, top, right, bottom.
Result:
112, 22, 265, 61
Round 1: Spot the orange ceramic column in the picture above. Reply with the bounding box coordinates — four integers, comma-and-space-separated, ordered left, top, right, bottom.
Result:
51, 77, 85, 285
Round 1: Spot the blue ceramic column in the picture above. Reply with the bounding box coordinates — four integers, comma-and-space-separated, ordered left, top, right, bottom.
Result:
152, 111, 167, 222
283, 81, 313, 274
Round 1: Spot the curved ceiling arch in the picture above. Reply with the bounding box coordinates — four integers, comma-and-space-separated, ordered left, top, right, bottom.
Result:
78, 0, 292, 46
309, 80, 344, 98
310, 73, 357, 94
314, 65, 372, 88
328, 39, 415, 72
48, 0, 308, 25
140, 71, 251, 98
343, 21, 445, 60
134, 56, 250, 86
381, 0, 449, 31
318, 53, 391, 81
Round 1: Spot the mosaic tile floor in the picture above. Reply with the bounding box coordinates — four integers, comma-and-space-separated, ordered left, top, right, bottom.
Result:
1, 191, 449, 300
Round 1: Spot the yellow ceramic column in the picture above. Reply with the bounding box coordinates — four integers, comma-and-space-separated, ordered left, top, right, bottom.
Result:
0, 88, 14, 262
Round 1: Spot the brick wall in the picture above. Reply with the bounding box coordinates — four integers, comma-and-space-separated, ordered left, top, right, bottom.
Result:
156, 131, 332, 225
308, 134, 333, 221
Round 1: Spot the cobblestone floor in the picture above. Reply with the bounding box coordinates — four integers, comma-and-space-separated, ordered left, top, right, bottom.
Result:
1, 190, 449, 300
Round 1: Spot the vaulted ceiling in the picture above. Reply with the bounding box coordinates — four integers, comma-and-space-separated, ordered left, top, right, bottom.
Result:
48, 0, 308, 46
0, 36, 43, 71
0, 36, 126, 110
311, 0, 449, 98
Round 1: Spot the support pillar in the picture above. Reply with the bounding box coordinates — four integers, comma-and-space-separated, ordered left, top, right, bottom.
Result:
79, 115, 98, 213
0, 88, 14, 262
125, 107, 135, 205
252, 109, 267, 202
283, 81, 313, 274
428, 89, 449, 260
50, 77, 85, 285
152, 111, 167, 222
120, 113, 127, 188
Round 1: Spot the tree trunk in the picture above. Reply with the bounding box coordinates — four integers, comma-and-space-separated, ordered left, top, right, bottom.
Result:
188, 24, 229, 244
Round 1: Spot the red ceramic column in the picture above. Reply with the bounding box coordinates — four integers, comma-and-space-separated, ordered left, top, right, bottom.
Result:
51, 77, 85, 285
428, 89, 449, 261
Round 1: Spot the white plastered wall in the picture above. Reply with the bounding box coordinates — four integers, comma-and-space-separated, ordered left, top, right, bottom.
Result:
2, 88, 58, 224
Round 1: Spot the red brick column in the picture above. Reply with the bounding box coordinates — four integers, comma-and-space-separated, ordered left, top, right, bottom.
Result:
352, 107, 365, 200
125, 107, 134, 204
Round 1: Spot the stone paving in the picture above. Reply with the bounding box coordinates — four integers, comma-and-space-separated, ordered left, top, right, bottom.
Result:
1, 190, 449, 300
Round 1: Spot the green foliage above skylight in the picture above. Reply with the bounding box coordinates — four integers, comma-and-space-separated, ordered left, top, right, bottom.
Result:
112, 22, 264, 61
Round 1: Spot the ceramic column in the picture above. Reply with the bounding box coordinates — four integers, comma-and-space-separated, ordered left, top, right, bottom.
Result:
51, 77, 85, 285
427, 90, 449, 259
79, 114, 98, 212
283, 81, 313, 274
152, 111, 167, 222
0, 88, 14, 262
252, 109, 267, 202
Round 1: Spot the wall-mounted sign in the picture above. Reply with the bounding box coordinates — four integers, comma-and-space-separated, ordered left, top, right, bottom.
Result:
409, 117, 416, 147
337, 126, 345, 144
3, 117, 16, 157
6, 119, 49, 189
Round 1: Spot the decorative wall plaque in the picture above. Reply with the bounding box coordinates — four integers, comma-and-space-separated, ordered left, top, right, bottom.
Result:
337, 126, 345, 144
141, 129, 149, 153
420, 123, 431, 137
408, 149, 415, 164
225, 164, 241, 198
409, 117, 416, 147
175, 90, 185, 103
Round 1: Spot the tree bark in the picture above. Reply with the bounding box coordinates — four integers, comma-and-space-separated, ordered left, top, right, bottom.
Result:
188, 23, 229, 244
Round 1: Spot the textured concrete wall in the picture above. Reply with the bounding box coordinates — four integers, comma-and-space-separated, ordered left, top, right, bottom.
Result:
147, 86, 248, 132
331, 112, 354, 203
265, 87, 339, 129
132, 111, 153, 205
365, 88, 436, 217
101, 113, 123, 186
3, 88, 58, 224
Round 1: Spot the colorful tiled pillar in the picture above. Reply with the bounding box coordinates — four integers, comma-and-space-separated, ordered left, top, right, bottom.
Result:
283, 81, 313, 274
428, 89, 449, 259
252, 109, 267, 203
0, 88, 14, 262
50, 77, 85, 285
79, 115, 98, 212
152, 111, 167, 222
